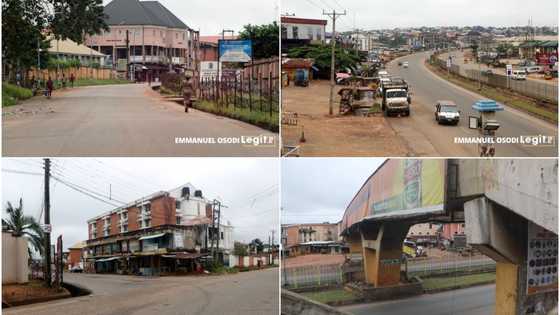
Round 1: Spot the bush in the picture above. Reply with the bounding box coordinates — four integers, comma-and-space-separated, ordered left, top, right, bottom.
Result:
2, 83, 33, 106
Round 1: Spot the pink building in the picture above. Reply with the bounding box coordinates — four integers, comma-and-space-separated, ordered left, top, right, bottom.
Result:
441, 223, 466, 240
85, 0, 199, 80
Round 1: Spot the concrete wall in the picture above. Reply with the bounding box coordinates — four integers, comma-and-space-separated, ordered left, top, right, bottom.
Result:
2, 232, 29, 284
456, 159, 558, 233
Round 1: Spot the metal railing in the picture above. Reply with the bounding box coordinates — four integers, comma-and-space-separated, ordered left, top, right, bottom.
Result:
281, 263, 343, 289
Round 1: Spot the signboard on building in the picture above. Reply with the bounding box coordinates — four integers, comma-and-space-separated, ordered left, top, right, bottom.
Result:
41, 224, 52, 233
527, 222, 558, 295
218, 40, 252, 63
341, 159, 445, 232
200, 61, 218, 80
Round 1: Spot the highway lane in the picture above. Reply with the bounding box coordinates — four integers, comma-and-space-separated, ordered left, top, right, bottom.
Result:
385, 52, 557, 157
339, 284, 495, 315
2, 84, 278, 157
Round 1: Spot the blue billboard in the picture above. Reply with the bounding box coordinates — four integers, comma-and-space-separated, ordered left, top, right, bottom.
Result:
218, 40, 252, 62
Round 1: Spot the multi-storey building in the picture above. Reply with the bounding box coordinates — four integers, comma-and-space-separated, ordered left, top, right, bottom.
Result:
281, 222, 343, 256
85, 0, 199, 80
85, 183, 233, 276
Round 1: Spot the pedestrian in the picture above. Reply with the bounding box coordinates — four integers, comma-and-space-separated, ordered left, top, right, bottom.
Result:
61, 73, 66, 88
183, 73, 193, 113
46, 77, 54, 98
70, 73, 75, 88
15, 72, 21, 86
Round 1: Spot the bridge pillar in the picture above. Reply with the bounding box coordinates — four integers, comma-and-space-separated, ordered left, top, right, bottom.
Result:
465, 196, 558, 315
360, 222, 411, 287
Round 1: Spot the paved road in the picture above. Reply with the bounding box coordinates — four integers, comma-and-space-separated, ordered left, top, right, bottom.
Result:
4, 268, 279, 315
385, 52, 557, 157
2, 84, 278, 156
339, 284, 495, 315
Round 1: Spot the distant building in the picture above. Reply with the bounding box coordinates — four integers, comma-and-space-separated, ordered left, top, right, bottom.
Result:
518, 40, 558, 66
281, 16, 327, 53
281, 222, 343, 256
85, 0, 199, 80
198, 35, 237, 80
67, 241, 87, 270
48, 37, 107, 67
85, 183, 233, 276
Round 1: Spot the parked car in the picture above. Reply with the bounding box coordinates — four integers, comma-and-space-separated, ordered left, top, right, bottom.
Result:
435, 100, 460, 125
69, 265, 83, 273
402, 62, 409, 68
524, 66, 542, 74
511, 69, 527, 80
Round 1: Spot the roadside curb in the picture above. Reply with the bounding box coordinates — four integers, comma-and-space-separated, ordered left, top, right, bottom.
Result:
3, 288, 72, 307
423, 279, 496, 294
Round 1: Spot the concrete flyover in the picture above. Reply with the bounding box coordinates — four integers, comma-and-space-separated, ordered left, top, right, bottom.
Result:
385, 52, 557, 157
340, 159, 558, 315
2, 83, 278, 157
3, 268, 279, 315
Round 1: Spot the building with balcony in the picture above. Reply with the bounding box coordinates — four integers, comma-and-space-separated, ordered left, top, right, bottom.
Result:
281, 16, 327, 53
281, 222, 343, 256
85, 0, 199, 81
85, 183, 233, 276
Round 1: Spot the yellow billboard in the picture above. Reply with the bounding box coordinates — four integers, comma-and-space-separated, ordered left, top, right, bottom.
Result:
341, 159, 445, 232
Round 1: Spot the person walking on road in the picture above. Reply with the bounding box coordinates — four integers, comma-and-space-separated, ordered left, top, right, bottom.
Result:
46, 77, 54, 98
183, 73, 193, 113
70, 73, 75, 88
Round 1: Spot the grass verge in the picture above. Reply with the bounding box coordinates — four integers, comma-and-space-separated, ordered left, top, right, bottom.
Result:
194, 100, 279, 132
426, 61, 558, 124
421, 272, 495, 292
301, 288, 360, 305
2, 83, 33, 107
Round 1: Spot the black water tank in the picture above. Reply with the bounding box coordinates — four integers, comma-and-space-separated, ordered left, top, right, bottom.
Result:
181, 187, 190, 197
194, 190, 202, 198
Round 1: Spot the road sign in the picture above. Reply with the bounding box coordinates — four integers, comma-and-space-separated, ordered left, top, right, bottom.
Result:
41, 224, 52, 233
218, 40, 252, 63
506, 64, 513, 76
446, 58, 452, 68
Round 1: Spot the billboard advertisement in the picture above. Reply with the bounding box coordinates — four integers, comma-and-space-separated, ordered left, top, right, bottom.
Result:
218, 40, 252, 63
341, 159, 445, 232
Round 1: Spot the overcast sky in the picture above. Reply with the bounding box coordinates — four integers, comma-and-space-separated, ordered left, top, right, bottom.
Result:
2, 158, 279, 251
281, 158, 385, 225
283, 0, 558, 31
103, 0, 278, 36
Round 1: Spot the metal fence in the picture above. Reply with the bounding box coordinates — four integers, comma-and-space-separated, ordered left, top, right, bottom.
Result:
431, 55, 558, 103
405, 256, 496, 278
199, 70, 279, 116
281, 263, 343, 289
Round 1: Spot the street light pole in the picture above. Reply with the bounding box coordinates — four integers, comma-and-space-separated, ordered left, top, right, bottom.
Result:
323, 10, 346, 116
43, 158, 51, 287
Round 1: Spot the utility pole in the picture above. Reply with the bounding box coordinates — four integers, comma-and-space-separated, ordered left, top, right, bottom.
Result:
43, 158, 51, 287
323, 10, 346, 116
126, 30, 130, 80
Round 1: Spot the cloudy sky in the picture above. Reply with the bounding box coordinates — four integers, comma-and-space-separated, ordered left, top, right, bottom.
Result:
283, 0, 558, 31
281, 158, 385, 225
103, 0, 278, 36
2, 158, 279, 251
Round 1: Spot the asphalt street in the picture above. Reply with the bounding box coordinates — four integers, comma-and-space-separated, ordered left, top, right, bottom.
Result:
339, 284, 495, 315
385, 52, 557, 157
2, 84, 278, 157
3, 268, 279, 315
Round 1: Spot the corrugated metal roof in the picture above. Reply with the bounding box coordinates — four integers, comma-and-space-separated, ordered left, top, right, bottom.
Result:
104, 0, 188, 29
48, 38, 105, 57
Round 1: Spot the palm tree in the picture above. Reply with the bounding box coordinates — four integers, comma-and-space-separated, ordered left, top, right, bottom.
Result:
2, 198, 44, 257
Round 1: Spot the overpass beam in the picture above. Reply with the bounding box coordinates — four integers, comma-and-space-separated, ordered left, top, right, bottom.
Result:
360, 222, 411, 287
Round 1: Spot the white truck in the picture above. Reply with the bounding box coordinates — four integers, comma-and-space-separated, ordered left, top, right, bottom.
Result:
381, 78, 411, 116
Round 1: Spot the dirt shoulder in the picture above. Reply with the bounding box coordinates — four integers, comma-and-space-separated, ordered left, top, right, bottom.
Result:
282, 81, 408, 157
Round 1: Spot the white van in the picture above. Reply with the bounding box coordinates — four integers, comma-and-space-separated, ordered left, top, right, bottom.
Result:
511, 70, 527, 80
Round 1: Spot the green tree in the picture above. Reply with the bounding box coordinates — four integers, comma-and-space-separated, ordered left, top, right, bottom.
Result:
2, 0, 50, 80
238, 22, 279, 59
249, 238, 264, 254
287, 45, 361, 78
233, 241, 248, 256
49, 0, 109, 45
2, 198, 45, 257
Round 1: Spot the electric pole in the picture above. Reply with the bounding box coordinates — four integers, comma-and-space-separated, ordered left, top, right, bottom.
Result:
323, 10, 346, 116
43, 158, 51, 287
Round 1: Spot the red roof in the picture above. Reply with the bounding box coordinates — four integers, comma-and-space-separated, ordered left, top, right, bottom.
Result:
199, 35, 238, 44
282, 58, 314, 69
281, 17, 327, 26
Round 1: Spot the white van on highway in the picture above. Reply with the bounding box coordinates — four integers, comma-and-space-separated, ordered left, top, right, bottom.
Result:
511, 70, 527, 80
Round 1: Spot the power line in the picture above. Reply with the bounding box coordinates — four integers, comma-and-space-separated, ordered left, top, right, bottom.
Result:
2, 169, 43, 176
51, 175, 124, 207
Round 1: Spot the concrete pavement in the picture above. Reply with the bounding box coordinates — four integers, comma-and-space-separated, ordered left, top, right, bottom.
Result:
386, 52, 557, 157
339, 284, 495, 315
2, 84, 278, 157
3, 268, 279, 315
